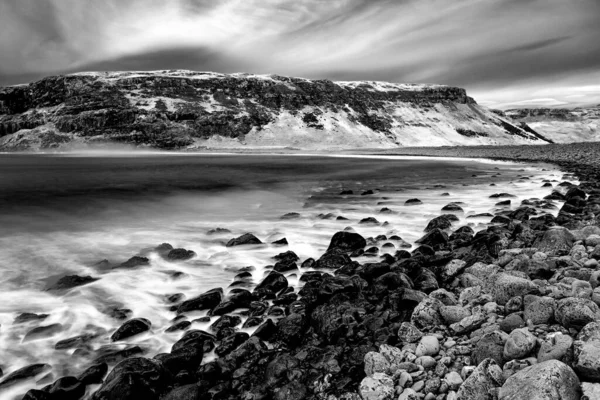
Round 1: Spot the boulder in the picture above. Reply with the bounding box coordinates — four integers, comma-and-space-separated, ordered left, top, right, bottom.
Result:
364, 352, 391, 376
498, 360, 580, 400
534, 227, 576, 256
474, 331, 508, 366
226, 233, 263, 247
491, 273, 538, 305
537, 333, 573, 363
111, 318, 151, 341
503, 328, 537, 360
574, 340, 600, 381
327, 231, 366, 253
456, 358, 504, 400
177, 288, 223, 314
555, 297, 600, 329
415, 336, 440, 357
90, 357, 171, 400
359, 372, 395, 400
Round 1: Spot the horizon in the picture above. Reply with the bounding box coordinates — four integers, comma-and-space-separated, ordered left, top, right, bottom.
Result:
2, 0, 600, 109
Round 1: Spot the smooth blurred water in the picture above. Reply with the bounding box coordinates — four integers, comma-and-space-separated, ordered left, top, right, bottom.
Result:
0, 153, 567, 399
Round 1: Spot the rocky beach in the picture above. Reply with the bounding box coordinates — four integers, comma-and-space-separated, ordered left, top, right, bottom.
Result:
0, 146, 599, 400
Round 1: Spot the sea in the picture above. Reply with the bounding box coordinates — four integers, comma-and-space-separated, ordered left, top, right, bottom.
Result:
0, 152, 567, 398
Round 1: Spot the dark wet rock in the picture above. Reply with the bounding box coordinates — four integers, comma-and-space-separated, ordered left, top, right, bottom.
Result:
90, 357, 172, 400
405, 198, 422, 206
115, 256, 150, 269
340, 189, 353, 195
154, 344, 204, 376
48, 275, 99, 291
0, 364, 51, 389
490, 193, 516, 198
359, 217, 379, 225
441, 202, 464, 212
207, 228, 231, 235
467, 213, 494, 218
254, 271, 288, 295
276, 313, 307, 345
415, 228, 449, 250
14, 312, 49, 324
77, 362, 108, 385
280, 212, 300, 220
177, 288, 223, 314
165, 320, 191, 333
92, 345, 145, 365
272, 238, 288, 245
172, 330, 215, 355
361, 189, 375, 195
45, 376, 86, 400
166, 248, 196, 261
424, 215, 453, 232
23, 323, 63, 341
496, 200, 511, 206
111, 318, 151, 341
55, 334, 94, 350
210, 315, 242, 334
226, 233, 263, 247
21, 389, 53, 400
316, 249, 354, 270
252, 319, 277, 341
215, 332, 249, 357
161, 384, 200, 400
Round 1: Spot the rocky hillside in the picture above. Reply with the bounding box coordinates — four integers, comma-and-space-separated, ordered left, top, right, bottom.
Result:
505, 107, 600, 144
0, 70, 550, 151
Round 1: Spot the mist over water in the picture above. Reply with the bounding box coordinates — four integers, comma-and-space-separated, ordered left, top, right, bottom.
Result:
0, 154, 567, 398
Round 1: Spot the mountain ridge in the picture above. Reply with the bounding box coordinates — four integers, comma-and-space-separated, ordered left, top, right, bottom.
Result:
0, 70, 550, 151
505, 106, 600, 143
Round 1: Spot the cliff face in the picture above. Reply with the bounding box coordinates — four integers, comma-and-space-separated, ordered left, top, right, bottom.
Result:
506, 107, 600, 143
0, 70, 550, 150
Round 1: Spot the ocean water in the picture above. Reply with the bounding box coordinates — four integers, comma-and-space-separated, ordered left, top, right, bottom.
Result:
0, 153, 567, 398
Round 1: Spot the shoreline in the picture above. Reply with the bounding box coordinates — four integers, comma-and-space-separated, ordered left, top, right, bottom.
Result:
1, 147, 599, 399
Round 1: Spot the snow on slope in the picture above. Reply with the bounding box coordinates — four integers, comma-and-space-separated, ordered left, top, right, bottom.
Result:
0, 70, 550, 150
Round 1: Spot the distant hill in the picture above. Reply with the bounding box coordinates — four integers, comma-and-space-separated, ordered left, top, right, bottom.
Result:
0, 70, 550, 151
505, 106, 600, 143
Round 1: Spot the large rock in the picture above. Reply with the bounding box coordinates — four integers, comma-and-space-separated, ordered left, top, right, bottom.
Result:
498, 360, 580, 400
491, 273, 539, 305
537, 333, 574, 363
327, 231, 366, 253
91, 358, 171, 400
474, 331, 508, 366
534, 227, 576, 256
226, 233, 263, 247
358, 372, 395, 400
177, 288, 223, 314
111, 318, 151, 341
574, 339, 600, 381
555, 297, 600, 329
410, 297, 443, 330
364, 352, 391, 376
503, 328, 537, 360
524, 296, 555, 325
456, 358, 505, 400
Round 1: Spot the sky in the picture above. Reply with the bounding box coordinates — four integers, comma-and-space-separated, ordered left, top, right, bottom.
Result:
1, 0, 599, 109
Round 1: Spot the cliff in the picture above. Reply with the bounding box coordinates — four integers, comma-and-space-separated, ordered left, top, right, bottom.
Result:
505, 106, 600, 143
0, 70, 550, 151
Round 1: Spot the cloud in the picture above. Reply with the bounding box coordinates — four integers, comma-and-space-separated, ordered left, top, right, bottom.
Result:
1, 0, 599, 106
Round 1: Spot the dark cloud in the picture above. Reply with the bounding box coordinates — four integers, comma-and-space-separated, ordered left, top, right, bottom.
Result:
0, 0, 599, 107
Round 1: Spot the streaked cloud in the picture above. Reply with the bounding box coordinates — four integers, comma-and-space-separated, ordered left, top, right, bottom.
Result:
1, 0, 599, 108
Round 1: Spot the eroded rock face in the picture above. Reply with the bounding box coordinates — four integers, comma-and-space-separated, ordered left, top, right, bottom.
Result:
0, 71, 549, 151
